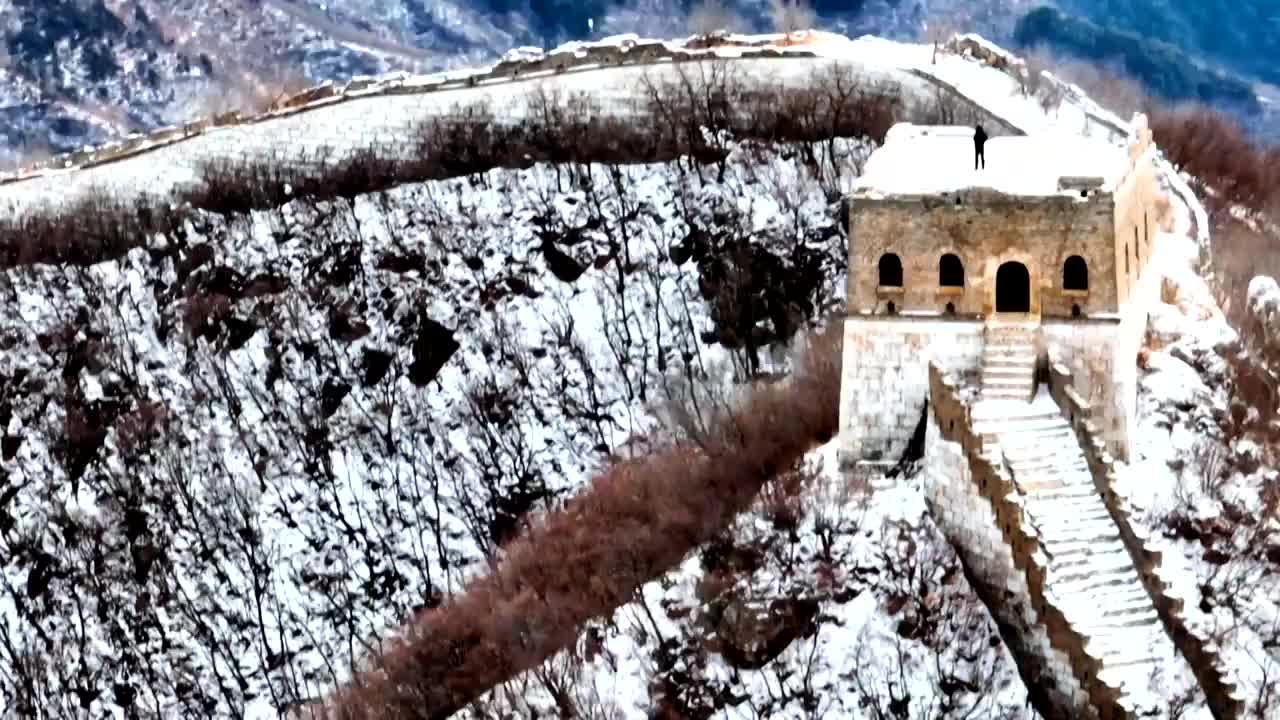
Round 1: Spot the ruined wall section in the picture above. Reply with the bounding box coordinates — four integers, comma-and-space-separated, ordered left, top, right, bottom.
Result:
924, 412, 1093, 718
837, 316, 983, 476
1047, 358, 1247, 719
846, 192, 1117, 319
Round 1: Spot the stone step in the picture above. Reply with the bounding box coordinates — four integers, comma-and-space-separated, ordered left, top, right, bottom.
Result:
982, 376, 1036, 391
1055, 567, 1139, 595
1051, 552, 1137, 581
1023, 484, 1098, 501
982, 390, 1033, 402
1020, 478, 1071, 492
982, 347, 1037, 360
983, 361, 1034, 371
1044, 530, 1126, 550
1010, 467, 1091, 482
1089, 636, 1162, 667
1025, 494, 1106, 513
1078, 608, 1160, 634
1048, 547, 1132, 569
1005, 452, 1084, 467
1009, 464, 1091, 481
1034, 515, 1116, 535
1005, 450, 1082, 466
972, 414, 1064, 431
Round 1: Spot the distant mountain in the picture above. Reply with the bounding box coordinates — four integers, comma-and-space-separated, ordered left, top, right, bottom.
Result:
1055, 0, 1280, 91
1012, 8, 1261, 113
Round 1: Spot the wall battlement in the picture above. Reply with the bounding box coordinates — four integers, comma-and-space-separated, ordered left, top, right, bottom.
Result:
0, 33, 824, 189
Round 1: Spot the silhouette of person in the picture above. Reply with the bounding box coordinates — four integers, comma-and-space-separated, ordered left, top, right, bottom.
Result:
974, 124, 988, 170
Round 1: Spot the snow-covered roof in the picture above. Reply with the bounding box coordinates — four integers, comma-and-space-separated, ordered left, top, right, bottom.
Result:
851, 124, 1131, 199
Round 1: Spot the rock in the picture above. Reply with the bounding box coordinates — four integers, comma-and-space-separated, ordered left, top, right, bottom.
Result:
1203, 547, 1231, 565
408, 315, 459, 387
1145, 303, 1185, 351
1233, 438, 1262, 474
542, 243, 587, 283
360, 349, 394, 387
328, 309, 371, 343
1141, 351, 1211, 410
1, 434, 20, 461
376, 251, 428, 275
708, 595, 820, 670
320, 379, 351, 418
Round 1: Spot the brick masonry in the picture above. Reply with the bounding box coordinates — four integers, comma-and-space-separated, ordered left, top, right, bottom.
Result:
924, 413, 1095, 718
839, 115, 1163, 466
837, 316, 983, 474
847, 191, 1118, 318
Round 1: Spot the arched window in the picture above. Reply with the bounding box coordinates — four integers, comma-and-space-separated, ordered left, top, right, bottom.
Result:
939, 253, 964, 287
1063, 255, 1088, 291
878, 253, 903, 287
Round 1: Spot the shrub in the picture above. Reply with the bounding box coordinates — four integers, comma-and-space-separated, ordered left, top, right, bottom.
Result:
0, 187, 179, 269
309, 325, 843, 719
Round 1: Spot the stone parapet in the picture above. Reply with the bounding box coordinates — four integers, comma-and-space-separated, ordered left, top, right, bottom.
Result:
929, 360, 1131, 718
0, 36, 820, 187
1047, 351, 1246, 719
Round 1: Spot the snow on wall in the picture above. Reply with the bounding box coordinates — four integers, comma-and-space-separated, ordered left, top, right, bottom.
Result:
923, 412, 1092, 716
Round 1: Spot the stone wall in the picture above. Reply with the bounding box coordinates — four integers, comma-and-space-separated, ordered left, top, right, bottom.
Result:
837, 316, 983, 475
1040, 205, 1160, 464
1112, 115, 1161, 305
1047, 356, 1247, 719
924, 413, 1094, 718
0, 37, 871, 215
1040, 317, 1128, 459
846, 191, 1118, 318
928, 360, 1131, 718
0, 35, 819, 188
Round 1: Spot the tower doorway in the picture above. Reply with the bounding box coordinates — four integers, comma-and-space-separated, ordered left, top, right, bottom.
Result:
995, 262, 1031, 313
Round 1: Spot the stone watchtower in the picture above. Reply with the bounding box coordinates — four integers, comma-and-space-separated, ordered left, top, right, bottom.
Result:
837, 119, 1161, 482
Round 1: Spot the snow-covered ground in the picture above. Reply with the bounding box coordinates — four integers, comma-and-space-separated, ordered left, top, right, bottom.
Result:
0, 135, 862, 718
1, 28, 1275, 720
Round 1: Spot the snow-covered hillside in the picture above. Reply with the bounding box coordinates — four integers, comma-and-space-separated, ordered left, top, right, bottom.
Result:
0, 29, 1275, 720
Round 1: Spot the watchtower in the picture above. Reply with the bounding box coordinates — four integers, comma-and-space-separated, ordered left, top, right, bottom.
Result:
837, 118, 1161, 481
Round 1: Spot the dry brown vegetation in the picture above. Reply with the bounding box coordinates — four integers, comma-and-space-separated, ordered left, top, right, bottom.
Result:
0, 61, 901, 273
306, 326, 842, 719
185, 63, 902, 215
0, 190, 183, 269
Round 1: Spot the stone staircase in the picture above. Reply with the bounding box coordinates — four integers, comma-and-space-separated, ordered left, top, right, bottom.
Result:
980, 321, 1038, 401
971, 395, 1172, 712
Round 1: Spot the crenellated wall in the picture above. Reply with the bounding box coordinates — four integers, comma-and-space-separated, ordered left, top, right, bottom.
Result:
0, 35, 821, 187
1046, 353, 1246, 720
924, 412, 1095, 718
928, 360, 1134, 718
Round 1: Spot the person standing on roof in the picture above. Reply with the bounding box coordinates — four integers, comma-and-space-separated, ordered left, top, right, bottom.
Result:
973, 124, 988, 170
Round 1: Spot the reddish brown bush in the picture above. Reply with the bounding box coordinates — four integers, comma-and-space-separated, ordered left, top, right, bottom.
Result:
0, 189, 180, 269
1150, 107, 1280, 216
182, 65, 903, 216
307, 325, 842, 720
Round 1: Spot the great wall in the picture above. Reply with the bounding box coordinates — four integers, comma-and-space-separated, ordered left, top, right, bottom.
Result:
0, 29, 1241, 719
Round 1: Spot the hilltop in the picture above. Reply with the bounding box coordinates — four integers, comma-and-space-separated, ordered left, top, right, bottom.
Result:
0, 28, 1277, 720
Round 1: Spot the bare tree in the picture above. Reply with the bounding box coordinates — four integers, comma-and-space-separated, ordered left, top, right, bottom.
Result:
768, 0, 816, 37
687, 0, 746, 36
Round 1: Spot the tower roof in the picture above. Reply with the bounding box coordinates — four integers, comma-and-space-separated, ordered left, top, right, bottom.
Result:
850, 124, 1131, 199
